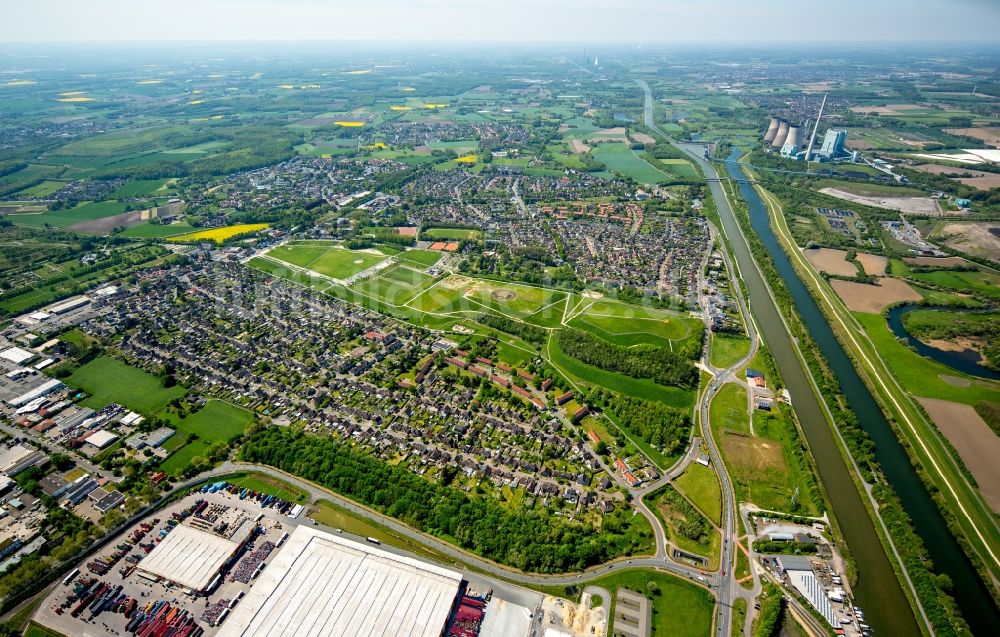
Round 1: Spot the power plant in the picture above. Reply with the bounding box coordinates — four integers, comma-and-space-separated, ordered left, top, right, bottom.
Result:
770, 120, 790, 149
761, 94, 858, 163
763, 117, 781, 144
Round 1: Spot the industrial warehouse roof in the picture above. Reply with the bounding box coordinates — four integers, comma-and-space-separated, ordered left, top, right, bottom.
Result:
217, 526, 462, 637
137, 523, 244, 592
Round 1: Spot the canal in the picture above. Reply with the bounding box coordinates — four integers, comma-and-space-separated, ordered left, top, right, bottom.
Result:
704, 147, 999, 635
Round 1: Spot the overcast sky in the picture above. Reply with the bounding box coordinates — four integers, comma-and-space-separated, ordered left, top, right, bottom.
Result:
3, 0, 999, 45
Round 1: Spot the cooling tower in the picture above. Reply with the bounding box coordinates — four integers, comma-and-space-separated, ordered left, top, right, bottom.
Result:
763, 117, 781, 143
771, 120, 789, 148
784, 126, 803, 149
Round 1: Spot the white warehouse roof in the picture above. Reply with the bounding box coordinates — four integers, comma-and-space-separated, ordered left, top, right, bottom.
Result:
218, 526, 462, 637
137, 523, 244, 592
0, 347, 34, 365
85, 430, 119, 449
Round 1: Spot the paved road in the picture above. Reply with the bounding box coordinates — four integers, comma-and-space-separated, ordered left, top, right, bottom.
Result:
639, 78, 764, 637
209, 461, 718, 589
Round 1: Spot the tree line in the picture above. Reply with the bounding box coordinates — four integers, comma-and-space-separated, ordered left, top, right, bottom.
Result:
475, 312, 547, 345
239, 427, 652, 573
592, 389, 691, 457
556, 327, 698, 389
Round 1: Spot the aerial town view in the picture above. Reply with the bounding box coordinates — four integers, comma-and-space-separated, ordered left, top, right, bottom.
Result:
0, 1, 999, 636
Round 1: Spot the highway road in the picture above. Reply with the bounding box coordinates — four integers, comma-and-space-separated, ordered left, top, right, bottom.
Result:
638, 78, 762, 637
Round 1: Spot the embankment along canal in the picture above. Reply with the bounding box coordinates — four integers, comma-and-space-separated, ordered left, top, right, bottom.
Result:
705, 147, 998, 636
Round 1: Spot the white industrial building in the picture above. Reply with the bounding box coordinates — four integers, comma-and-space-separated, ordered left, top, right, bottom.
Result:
218, 526, 462, 637
138, 517, 254, 593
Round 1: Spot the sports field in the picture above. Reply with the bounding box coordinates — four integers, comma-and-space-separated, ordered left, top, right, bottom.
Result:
421, 227, 482, 241
397, 249, 442, 269
66, 355, 187, 413
265, 242, 388, 280
351, 265, 436, 304
408, 275, 568, 327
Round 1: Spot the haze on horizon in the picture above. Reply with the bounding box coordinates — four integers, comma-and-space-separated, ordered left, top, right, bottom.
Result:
2, 0, 1000, 46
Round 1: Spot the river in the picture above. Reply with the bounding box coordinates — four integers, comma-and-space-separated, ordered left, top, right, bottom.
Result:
717, 149, 999, 636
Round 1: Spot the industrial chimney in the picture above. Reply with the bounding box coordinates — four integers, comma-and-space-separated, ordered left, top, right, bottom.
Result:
771, 120, 789, 148
763, 117, 780, 143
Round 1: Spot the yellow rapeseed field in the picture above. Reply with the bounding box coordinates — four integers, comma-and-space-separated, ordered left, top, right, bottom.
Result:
389, 105, 412, 111
57, 97, 94, 102
188, 100, 204, 104
423, 103, 449, 109
137, 79, 163, 85
334, 121, 365, 127
400, 87, 416, 92
455, 155, 477, 164
171, 223, 269, 243
346, 70, 372, 75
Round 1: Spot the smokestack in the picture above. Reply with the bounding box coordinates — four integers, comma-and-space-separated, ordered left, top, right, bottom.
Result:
763, 117, 780, 143
784, 126, 803, 150
771, 120, 789, 148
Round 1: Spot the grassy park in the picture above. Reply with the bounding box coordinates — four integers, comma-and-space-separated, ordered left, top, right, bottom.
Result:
66, 355, 186, 413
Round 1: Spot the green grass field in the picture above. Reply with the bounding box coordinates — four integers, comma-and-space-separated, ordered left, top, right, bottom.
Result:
421, 227, 482, 241
118, 221, 193, 238
14, 179, 67, 197
890, 259, 1000, 300
110, 179, 171, 197
397, 249, 442, 269
66, 355, 187, 413
568, 299, 701, 351
591, 143, 669, 185
675, 462, 723, 525
159, 439, 209, 476
586, 570, 713, 637
710, 383, 750, 435
351, 265, 436, 305
710, 334, 750, 369
266, 242, 388, 280
223, 471, 308, 503
170, 399, 253, 442
854, 312, 1000, 405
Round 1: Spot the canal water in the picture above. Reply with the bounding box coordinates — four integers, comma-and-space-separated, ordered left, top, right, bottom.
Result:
720, 150, 999, 636
885, 305, 1000, 381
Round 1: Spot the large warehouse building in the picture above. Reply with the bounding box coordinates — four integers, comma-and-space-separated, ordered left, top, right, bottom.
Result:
217, 525, 463, 637
137, 505, 256, 593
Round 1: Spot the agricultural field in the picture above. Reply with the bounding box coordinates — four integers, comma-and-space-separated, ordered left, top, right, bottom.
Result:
7, 200, 128, 229
170, 223, 269, 243
591, 143, 669, 185
65, 355, 187, 413
118, 221, 194, 238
